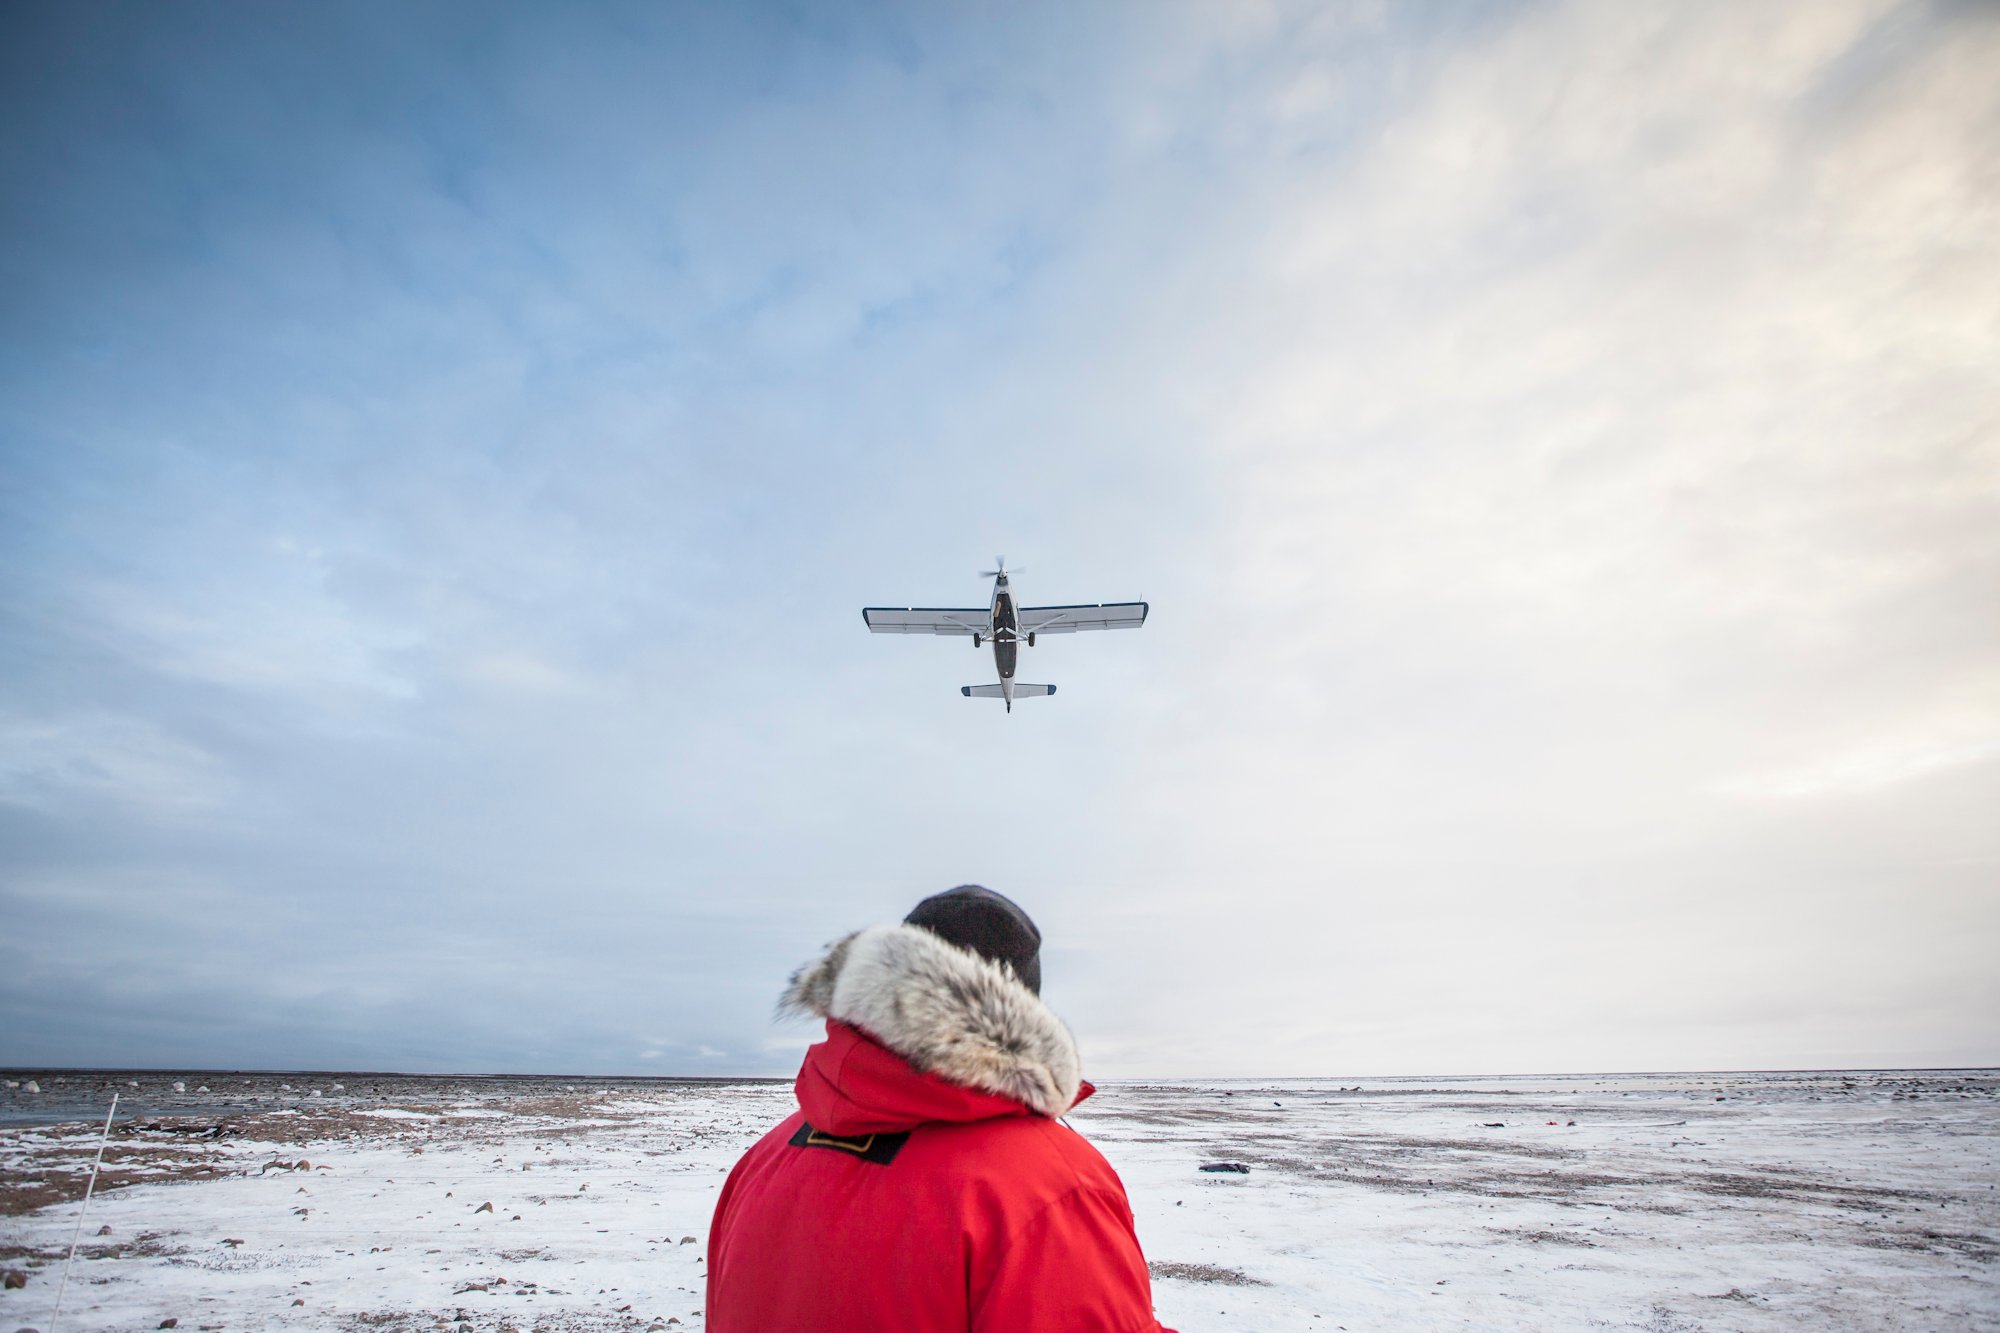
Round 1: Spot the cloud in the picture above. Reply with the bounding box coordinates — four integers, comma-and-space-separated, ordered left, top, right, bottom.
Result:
1714, 712, 2000, 800
0, 713, 234, 822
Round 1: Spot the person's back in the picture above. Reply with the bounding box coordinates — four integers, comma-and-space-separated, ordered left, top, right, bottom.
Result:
706, 887, 1175, 1333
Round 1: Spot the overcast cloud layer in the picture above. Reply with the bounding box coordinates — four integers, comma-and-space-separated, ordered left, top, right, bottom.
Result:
3, 0, 1995, 1077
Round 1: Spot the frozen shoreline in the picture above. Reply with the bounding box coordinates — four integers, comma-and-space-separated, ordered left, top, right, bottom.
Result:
2, 1070, 1996, 1330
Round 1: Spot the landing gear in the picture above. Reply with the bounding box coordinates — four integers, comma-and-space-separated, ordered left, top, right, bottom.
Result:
972, 634, 982, 649
1027, 632, 1036, 647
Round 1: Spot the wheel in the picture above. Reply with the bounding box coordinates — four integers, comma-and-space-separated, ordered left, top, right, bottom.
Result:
972, 634, 981, 649
1027, 632, 1036, 647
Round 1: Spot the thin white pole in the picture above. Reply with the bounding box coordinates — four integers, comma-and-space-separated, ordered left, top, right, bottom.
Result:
49, 1091, 118, 1333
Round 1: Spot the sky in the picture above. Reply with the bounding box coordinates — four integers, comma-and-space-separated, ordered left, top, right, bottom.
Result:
2, 0, 1995, 1079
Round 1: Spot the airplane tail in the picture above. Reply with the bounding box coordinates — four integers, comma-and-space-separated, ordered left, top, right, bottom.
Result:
961, 684, 1056, 699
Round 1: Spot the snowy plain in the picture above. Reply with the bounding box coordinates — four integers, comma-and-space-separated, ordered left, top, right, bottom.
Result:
1, 1069, 1995, 1332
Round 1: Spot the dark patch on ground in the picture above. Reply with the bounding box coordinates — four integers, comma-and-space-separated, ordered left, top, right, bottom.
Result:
1150, 1260, 1267, 1286
1491, 1227, 1599, 1247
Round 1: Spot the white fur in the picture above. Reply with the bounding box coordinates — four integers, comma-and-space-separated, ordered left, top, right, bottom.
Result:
780, 924, 1082, 1117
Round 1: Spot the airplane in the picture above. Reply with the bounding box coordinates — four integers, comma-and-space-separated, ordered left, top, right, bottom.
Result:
863, 558, 1148, 711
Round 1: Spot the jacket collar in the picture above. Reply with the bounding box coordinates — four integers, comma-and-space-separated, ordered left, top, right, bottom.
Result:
781, 924, 1084, 1119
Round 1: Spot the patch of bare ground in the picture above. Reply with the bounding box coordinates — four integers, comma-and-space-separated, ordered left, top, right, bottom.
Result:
485, 1094, 617, 1120
0, 1150, 233, 1216
1149, 1261, 1267, 1286
1102, 1106, 1284, 1128
1705, 1287, 1763, 1303
1207, 1134, 1963, 1223
0, 1105, 502, 1216
1859, 1228, 1999, 1262
1353, 1133, 1577, 1161
1673, 1169, 1933, 1207
1490, 1227, 1598, 1247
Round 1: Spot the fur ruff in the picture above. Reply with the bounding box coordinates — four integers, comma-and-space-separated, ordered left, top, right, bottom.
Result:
780, 924, 1082, 1117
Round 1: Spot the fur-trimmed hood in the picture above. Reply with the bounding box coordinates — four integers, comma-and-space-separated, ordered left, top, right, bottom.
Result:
780, 924, 1083, 1118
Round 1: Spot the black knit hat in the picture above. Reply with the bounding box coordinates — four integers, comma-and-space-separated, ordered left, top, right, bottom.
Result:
904, 884, 1042, 995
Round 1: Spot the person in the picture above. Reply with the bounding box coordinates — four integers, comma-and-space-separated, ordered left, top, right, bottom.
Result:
705, 884, 1177, 1333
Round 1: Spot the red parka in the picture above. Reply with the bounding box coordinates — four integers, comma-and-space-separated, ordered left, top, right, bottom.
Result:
706, 924, 1174, 1333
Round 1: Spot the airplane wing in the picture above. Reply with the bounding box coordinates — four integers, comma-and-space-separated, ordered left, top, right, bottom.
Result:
862, 607, 991, 635
1016, 602, 1149, 634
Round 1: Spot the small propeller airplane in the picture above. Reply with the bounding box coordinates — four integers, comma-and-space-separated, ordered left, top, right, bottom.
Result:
863, 558, 1148, 711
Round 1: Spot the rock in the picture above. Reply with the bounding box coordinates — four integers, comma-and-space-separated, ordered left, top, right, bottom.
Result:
196, 1085, 210, 1093
475, 1201, 494, 1213
292, 1298, 304, 1306
679, 1236, 697, 1245
294, 1160, 310, 1171
172, 1081, 185, 1093
2, 1270, 27, 1289
309, 1089, 322, 1098
160, 1319, 179, 1329
222, 1238, 244, 1248
97, 1225, 113, 1236
1198, 1162, 1250, 1174
22, 1082, 38, 1094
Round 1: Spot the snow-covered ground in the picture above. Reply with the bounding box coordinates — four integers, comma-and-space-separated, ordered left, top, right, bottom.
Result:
2, 1070, 1994, 1331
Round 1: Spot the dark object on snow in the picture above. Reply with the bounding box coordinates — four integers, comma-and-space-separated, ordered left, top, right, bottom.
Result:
1482, 1122, 1505, 1128
3, 1267, 28, 1288
1199, 1162, 1251, 1173
905, 885, 1042, 993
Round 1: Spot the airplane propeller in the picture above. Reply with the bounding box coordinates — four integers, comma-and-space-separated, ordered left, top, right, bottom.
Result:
979, 556, 1023, 579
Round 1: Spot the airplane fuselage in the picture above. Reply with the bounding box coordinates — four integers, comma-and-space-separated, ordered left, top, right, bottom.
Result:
978, 575, 1023, 709
990, 576, 1018, 682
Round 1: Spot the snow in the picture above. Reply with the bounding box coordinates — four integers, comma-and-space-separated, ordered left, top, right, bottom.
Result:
1, 1071, 1994, 1331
